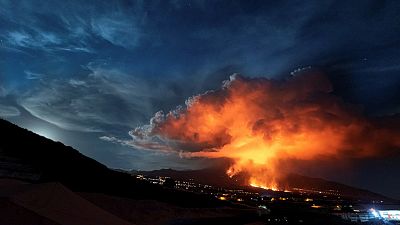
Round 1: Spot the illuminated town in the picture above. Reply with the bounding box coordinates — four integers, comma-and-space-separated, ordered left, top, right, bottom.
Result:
136, 174, 400, 224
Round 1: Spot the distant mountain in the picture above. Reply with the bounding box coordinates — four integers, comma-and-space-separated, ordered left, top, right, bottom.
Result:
282, 173, 394, 202
133, 167, 395, 202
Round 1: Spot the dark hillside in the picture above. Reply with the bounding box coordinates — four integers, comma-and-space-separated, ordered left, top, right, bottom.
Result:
0, 119, 224, 207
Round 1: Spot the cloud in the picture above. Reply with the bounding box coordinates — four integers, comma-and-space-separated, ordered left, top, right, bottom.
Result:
18, 64, 168, 132
0, 104, 20, 117
6, 31, 34, 47
91, 15, 140, 49
24, 70, 44, 80
99, 136, 119, 142
3, 29, 91, 52
7, 31, 61, 47
68, 79, 87, 87
0, 86, 8, 97
0, 0, 148, 52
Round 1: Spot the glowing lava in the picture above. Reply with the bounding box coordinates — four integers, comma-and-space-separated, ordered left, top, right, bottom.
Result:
249, 182, 279, 191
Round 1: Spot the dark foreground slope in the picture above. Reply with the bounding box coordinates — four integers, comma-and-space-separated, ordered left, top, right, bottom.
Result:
0, 178, 256, 225
0, 179, 134, 225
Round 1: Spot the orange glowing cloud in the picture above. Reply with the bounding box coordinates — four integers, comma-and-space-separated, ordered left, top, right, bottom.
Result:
128, 72, 400, 190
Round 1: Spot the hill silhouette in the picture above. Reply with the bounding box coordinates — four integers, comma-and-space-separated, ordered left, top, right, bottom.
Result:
0, 118, 224, 207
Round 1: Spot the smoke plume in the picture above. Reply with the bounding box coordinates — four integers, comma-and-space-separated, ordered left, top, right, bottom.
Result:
128, 72, 400, 189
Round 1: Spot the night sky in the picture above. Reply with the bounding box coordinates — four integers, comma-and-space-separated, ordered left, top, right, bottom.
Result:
1, 0, 400, 198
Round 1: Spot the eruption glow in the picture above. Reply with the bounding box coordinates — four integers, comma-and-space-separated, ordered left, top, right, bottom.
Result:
129, 73, 400, 189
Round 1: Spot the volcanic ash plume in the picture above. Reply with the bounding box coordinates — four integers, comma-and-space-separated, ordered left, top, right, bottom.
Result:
129, 73, 400, 190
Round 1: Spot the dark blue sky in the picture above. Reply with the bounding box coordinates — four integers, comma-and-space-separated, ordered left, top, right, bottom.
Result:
1, 0, 400, 198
